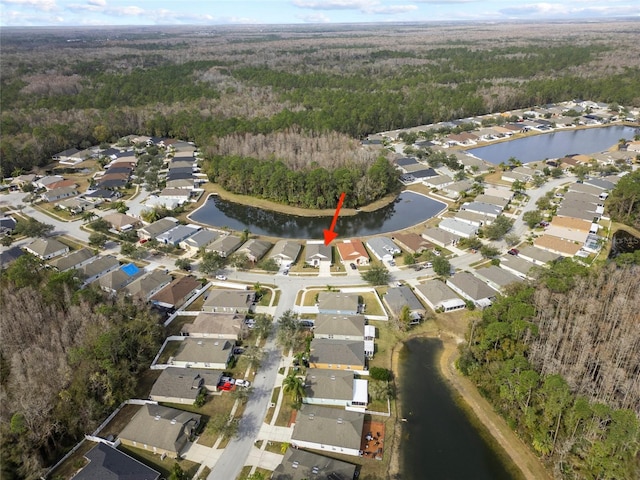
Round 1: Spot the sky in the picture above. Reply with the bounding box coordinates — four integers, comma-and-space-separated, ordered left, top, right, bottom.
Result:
0, 0, 638, 27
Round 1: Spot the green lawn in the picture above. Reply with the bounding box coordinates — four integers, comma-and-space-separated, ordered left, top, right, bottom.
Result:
165, 315, 196, 336
361, 291, 385, 317
118, 445, 199, 479
157, 340, 182, 364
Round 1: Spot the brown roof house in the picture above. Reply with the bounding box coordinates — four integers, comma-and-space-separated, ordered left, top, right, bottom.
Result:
202, 289, 256, 314
291, 404, 364, 457
336, 239, 370, 266
237, 239, 272, 262
118, 404, 201, 458
534, 235, 582, 257
123, 270, 172, 302
103, 212, 141, 232
392, 232, 433, 254
150, 275, 202, 310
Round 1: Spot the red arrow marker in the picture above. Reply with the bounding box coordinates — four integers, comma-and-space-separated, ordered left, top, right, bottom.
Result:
323, 192, 346, 246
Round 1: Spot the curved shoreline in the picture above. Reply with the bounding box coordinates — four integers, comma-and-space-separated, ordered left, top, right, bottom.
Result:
388, 332, 552, 480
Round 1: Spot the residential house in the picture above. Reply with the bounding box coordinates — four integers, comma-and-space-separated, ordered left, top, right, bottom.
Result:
461, 202, 502, 218
446, 272, 497, 309
517, 245, 560, 266
442, 179, 475, 197
273, 448, 357, 480
269, 240, 301, 267
421, 227, 461, 248
305, 241, 332, 267
546, 216, 592, 243
383, 286, 425, 320
123, 270, 173, 302
556, 205, 600, 222
156, 224, 201, 246
9, 174, 37, 190
34, 175, 63, 190
454, 210, 493, 227
314, 314, 365, 341
473, 266, 523, 293
459, 155, 490, 173
308, 339, 366, 371
57, 197, 92, 214
72, 442, 160, 480
567, 183, 604, 196
336, 239, 369, 266
534, 235, 582, 257
48, 248, 97, 272
445, 132, 478, 147
23, 238, 69, 260
501, 170, 530, 184
202, 289, 256, 314
237, 239, 272, 263
45, 179, 79, 191
83, 189, 121, 202
78, 255, 120, 285
103, 212, 141, 232
302, 369, 368, 410
422, 175, 454, 189
484, 186, 514, 201
138, 217, 180, 241
52, 147, 80, 162
408, 168, 438, 180
181, 312, 246, 340
291, 404, 364, 457
207, 234, 243, 257
474, 194, 510, 209
415, 280, 466, 313
392, 232, 433, 254
180, 229, 218, 251
170, 338, 234, 370
0, 216, 17, 235
118, 404, 201, 458
0, 246, 24, 267
166, 178, 194, 189
438, 218, 478, 239
365, 237, 401, 263
42, 186, 79, 203
584, 178, 616, 191
150, 275, 202, 310
498, 255, 535, 279
317, 292, 360, 315
149, 367, 212, 405
159, 188, 192, 204
96, 263, 144, 293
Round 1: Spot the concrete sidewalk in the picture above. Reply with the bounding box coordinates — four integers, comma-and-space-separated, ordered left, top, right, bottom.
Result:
246, 446, 284, 470
257, 424, 294, 443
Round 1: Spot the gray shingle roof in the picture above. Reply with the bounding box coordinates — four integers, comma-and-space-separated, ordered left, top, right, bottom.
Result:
317, 292, 359, 314
291, 404, 364, 450
447, 272, 497, 301
172, 338, 234, 365
384, 286, 425, 315
73, 442, 160, 480
150, 367, 212, 401
48, 248, 96, 271
309, 339, 365, 367
304, 368, 354, 402
314, 314, 365, 338
273, 447, 357, 480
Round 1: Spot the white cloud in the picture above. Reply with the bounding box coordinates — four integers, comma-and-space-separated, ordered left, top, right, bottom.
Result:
0, 0, 56, 11
499, 2, 640, 17
368, 4, 418, 14
292, 0, 371, 10
296, 12, 331, 22
1, 8, 62, 23
86, 0, 105, 5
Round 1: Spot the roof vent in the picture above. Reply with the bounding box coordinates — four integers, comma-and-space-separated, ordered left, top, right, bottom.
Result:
154, 415, 161, 421
292, 461, 299, 469
171, 419, 177, 425
308, 413, 315, 420
214, 341, 219, 346
337, 417, 343, 424
197, 341, 203, 345
312, 466, 320, 474
330, 375, 336, 380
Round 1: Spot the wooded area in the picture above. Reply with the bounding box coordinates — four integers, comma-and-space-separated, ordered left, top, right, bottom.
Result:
458, 261, 640, 479
0, 257, 163, 479
1, 22, 640, 178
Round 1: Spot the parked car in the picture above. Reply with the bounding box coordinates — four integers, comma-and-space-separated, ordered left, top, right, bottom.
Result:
350, 263, 357, 270
218, 382, 234, 391
220, 376, 234, 384
233, 347, 244, 355
235, 379, 251, 388
215, 274, 227, 281
507, 248, 519, 256
283, 269, 289, 275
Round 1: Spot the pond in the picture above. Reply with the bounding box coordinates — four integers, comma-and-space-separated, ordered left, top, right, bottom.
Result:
468, 125, 639, 165
399, 337, 519, 480
608, 229, 640, 259
189, 191, 446, 239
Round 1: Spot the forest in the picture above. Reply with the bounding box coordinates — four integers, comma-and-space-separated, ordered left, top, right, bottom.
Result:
1, 22, 640, 180
0, 256, 164, 479
457, 261, 640, 479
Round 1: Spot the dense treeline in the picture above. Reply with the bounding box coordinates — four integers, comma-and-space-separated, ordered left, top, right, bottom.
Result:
607, 170, 640, 229
2, 24, 640, 178
458, 262, 640, 479
206, 154, 399, 209
0, 255, 164, 479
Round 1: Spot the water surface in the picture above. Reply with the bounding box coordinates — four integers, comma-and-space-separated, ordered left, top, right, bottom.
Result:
190, 191, 445, 238
468, 125, 639, 165
399, 337, 517, 480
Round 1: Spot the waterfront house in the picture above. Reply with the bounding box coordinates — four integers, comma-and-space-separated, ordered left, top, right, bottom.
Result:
308, 338, 366, 371
273, 448, 357, 480
305, 241, 332, 267
446, 272, 497, 309
365, 237, 401, 263
314, 314, 365, 341
269, 240, 301, 267
237, 239, 273, 262
336, 239, 370, 266
415, 280, 466, 313
207, 234, 243, 257
303, 369, 368, 410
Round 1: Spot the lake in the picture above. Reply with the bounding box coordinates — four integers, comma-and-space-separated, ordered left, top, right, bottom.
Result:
468, 125, 639, 165
399, 337, 518, 480
189, 191, 446, 239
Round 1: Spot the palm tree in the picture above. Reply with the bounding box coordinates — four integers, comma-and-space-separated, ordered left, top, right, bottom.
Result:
82, 211, 98, 223
282, 373, 305, 406
141, 208, 159, 223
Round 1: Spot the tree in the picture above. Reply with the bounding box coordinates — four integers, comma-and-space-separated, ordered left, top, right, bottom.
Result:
231, 385, 252, 404
89, 218, 110, 233
257, 258, 279, 272
403, 252, 416, 265
370, 367, 393, 381
398, 305, 412, 330
607, 170, 640, 228
241, 228, 250, 242
253, 313, 273, 339
169, 463, 189, 480
206, 413, 239, 439
511, 179, 526, 193
81, 211, 97, 223
480, 245, 500, 259
13, 217, 54, 238
282, 373, 305, 406
550, 167, 563, 178
523, 210, 544, 228
243, 345, 264, 369
175, 258, 192, 271
199, 250, 226, 275
88, 232, 108, 248
504, 233, 520, 246
276, 310, 302, 351
531, 175, 546, 188
361, 264, 390, 285
432, 256, 451, 277
483, 215, 514, 240
111, 201, 128, 214
1, 235, 12, 247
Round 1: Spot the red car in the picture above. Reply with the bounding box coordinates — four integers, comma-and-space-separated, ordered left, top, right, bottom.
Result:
218, 382, 234, 391
507, 248, 519, 256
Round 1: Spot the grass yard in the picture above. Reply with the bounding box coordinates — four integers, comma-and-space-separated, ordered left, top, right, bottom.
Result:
360, 291, 385, 317
99, 404, 142, 440
185, 288, 209, 311
134, 369, 162, 399
302, 288, 323, 306
165, 315, 196, 336
263, 387, 280, 425
257, 289, 272, 306
157, 340, 183, 364
264, 440, 287, 454
118, 445, 199, 479
275, 399, 296, 428
236, 466, 272, 480
47, 439, 94, 480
